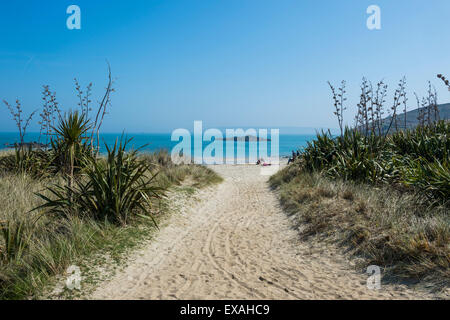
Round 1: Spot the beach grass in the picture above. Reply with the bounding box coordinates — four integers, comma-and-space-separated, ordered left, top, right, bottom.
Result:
0, 150, 222, 299
270, 79, 449, 291
270, 158, 449, 290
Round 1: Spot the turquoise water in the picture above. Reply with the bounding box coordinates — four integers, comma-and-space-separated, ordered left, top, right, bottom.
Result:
0, 132, 316, 158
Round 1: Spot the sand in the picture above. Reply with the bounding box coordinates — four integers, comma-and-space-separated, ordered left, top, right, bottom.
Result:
91, 164, 436, 300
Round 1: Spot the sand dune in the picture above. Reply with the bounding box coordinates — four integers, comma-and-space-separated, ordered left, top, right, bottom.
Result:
91, 164, 435, 300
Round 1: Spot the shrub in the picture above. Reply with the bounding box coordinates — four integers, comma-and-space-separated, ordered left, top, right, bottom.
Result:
0, 146, 53, 178
50, 111, 93, 180
297, 121, 449, 204
35, 138, 165, 226
401, 158, 450, 204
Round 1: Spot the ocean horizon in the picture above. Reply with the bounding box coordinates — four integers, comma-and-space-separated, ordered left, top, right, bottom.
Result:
0, 132, 318, 158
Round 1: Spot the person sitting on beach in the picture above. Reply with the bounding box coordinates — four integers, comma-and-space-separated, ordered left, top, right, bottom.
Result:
288, 150, 296, 164
257, 158, 270, 166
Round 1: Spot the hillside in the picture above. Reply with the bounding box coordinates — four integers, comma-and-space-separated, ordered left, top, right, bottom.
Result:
379, 103, 450, 132
359, 103, 450, 134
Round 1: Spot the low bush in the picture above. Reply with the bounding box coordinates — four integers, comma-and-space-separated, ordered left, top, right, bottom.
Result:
298, 121, 449, 204
0, 146, 222, 299
35, 138, 164, 226
269, 170, 449, 286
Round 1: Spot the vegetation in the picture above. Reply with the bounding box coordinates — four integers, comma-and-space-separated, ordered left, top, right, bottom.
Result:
270, 171, 449, 286
299, 121, 449, 204
271, 76, 449, 287
0, 156, 220, 299
0, 68, 222, 299
2, 100, 37, 145
35, 138, 163, 226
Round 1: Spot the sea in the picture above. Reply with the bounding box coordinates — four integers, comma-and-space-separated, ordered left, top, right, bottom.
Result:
0, 132, 317, 162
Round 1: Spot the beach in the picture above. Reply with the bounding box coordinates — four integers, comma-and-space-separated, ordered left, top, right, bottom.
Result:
90, 164, 436, 300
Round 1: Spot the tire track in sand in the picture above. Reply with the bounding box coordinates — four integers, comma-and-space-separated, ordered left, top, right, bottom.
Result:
90, 164, 437, 300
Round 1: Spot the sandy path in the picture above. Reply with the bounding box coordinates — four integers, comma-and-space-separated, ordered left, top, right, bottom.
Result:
91, 164, 434, 300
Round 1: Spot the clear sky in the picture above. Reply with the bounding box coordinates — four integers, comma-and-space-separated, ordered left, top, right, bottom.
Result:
1, 0, 450, 133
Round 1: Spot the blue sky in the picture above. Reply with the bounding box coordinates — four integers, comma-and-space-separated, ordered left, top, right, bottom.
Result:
1, 0, 450, 133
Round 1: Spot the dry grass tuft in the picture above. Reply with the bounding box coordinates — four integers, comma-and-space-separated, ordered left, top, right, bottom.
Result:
270, 169, 449, 289
0, 150, 222, 299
